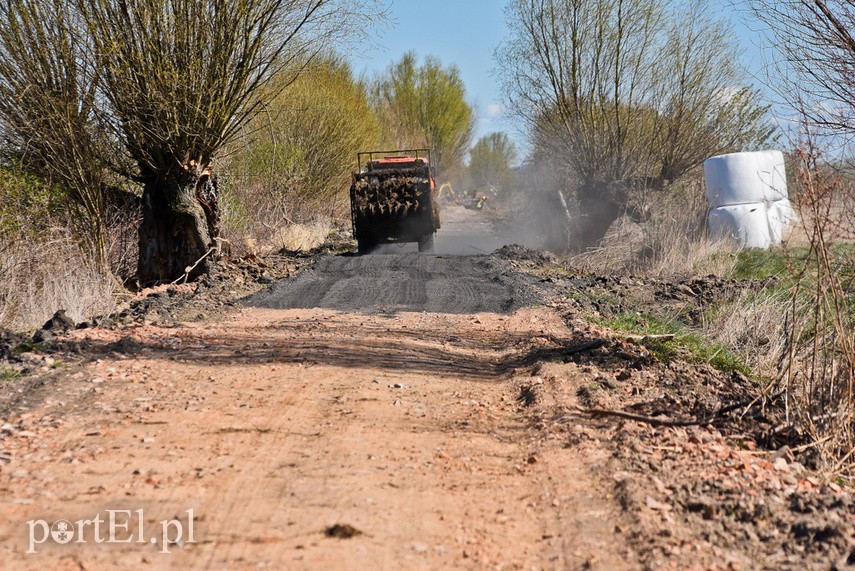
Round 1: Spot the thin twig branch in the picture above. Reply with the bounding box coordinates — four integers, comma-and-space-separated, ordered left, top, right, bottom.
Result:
171, 247, 215, 285
574, 405, 714, 427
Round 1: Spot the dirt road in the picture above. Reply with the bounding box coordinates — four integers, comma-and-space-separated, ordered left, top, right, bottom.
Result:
0, 245, 631, 569
4, 207, 852, 570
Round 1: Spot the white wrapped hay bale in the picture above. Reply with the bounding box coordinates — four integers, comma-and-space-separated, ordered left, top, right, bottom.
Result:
709, 203, 773, 249
767, 198, 799, 243
703, 150, 788, 208
704, 150, 794, 248
758, 150, 788, 203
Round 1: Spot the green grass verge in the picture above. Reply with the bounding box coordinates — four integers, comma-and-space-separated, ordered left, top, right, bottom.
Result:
732, 244, 855, 281
596, 312, 751, 375
731, 248, 794, 280
731, 246, 855, 324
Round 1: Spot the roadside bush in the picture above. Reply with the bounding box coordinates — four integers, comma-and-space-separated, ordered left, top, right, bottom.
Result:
775, 145, 855, 475
0, 168, 62, 237
0, 168, 115, 330
103, 188, 142, 283
569, 176, 738, 278
220, 55, 380, 254
469, 132, 519, 201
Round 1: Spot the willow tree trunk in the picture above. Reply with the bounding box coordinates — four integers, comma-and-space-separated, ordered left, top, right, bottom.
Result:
137, 168, 218, 285
569, 182, 623, 252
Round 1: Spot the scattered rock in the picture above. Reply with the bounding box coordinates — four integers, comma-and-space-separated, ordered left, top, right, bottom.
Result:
32, 329, 54, 343
518, 385, 538, 407
42, 310, 75, 332
645, 496, 672, 511
773, 457, 790, 472
324, 524, 362, 539
687, 497, 718, 520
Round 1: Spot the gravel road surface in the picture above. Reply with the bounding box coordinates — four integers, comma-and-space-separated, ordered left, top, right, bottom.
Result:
246, 253, 540, 314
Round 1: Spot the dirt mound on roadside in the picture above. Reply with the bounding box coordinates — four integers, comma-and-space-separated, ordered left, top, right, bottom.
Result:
0, 329, 24, 362
104, 252, 319, 327
492, 244, 554, 265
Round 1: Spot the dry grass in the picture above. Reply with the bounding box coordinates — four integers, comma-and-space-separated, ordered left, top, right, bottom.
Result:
271, 221, 331, 252
570, 180, 739, 278
705, 288, 796, 377
0, 228, 116, 331
219, 176, 343, 257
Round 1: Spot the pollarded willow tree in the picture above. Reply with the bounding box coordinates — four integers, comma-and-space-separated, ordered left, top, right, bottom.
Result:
79, 0, 383, 284
498, 0, 774, 249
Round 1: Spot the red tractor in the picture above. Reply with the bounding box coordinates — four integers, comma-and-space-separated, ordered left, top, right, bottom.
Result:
349, 149, 441, 253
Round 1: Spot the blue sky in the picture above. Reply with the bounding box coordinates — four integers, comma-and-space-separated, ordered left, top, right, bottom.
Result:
351, 0, 771, 149
352, 0, 513, 142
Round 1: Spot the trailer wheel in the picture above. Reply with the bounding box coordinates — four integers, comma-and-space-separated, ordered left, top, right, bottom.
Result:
418, 234, 435, 253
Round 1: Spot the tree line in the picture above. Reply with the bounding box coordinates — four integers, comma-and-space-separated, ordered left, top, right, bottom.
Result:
0, 0, 490, 285
1, 0, 851, 285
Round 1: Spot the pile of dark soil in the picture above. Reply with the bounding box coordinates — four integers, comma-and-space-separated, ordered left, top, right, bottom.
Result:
0, 329, 25, 363
108, 250, 322, 327
551, 273, 776, 324
493, 244, 555, 266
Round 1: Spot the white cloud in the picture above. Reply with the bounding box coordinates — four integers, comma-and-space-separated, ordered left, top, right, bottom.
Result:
484, 103, 504, 118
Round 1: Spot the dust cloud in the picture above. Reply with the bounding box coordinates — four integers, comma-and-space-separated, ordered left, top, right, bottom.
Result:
370, 204, 548, 256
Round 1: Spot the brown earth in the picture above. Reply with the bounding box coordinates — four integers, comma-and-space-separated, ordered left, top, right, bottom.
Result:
0, 207, 853, 570
0, 306, 633, 570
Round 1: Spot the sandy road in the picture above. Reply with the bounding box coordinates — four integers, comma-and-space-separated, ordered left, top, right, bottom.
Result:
0, 301, 631, 570
1, 205, 632, 569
